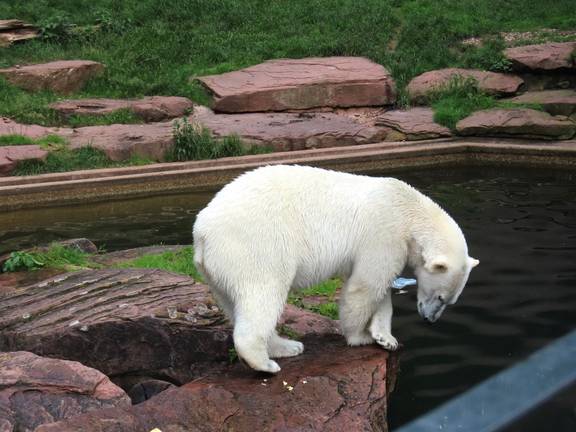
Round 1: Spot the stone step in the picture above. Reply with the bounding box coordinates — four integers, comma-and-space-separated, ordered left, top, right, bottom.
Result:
50, 96, 194, 122
197, 56, 397, 113
507, 89, 576, 118
504, 42, 576, 71
456, 108, 576, 140
407, 68, 524, 104
0, 144, 48, 176
0, 60, 105, 94
190, 106, 392, 151
375, 107, 452, 140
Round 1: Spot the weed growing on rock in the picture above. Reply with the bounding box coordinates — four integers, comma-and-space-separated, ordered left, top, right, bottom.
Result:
0, 134, 67, 149
170, 118, 270, 161
67, 108, 143, 128
2, 251, 44, 272
2, 244, 93, 272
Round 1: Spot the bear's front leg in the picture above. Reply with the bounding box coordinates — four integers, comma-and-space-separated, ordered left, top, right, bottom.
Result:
369, 290, 399, 351
340, 280, 378, 346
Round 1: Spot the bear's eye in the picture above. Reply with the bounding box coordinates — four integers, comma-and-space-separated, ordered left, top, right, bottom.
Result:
438, 295, 445, 303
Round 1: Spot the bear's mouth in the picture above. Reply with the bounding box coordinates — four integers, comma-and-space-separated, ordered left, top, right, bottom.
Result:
418, 300, 446, 322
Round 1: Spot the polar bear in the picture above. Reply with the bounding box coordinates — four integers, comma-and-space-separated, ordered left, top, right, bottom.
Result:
193, 165, 479, 373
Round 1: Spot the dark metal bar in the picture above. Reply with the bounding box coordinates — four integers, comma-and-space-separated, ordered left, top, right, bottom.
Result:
395, 329, 576, 432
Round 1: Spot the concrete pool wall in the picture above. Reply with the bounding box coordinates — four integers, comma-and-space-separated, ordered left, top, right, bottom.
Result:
1, 137, 575, 211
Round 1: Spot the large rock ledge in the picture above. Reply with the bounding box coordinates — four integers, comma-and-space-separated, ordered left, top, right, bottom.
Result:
35, 334, 398, 432
0, 264, 397, 431
197, 57, 397, 113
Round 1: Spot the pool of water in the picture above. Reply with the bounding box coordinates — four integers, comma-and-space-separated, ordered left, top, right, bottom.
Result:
1, 166, 575, 429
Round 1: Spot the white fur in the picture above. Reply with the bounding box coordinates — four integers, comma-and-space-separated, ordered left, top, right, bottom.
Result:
193, 165, 478, 373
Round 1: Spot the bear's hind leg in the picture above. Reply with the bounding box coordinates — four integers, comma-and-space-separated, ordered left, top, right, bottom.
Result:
268, 332, 304, 358
233, 284, 286, 373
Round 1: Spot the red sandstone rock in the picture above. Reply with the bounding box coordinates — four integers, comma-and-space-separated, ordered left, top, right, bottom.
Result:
0, 60, 105, 94
0, 19, 39, 47
50, 96, 194, 122
0, 351, 130, 432
0, 117, 67, 138
0, 269, 231, 383
68, 121, 174, 161
456, 108, 576, 140
0, 145, 48, 176
279, 304, 341, 336
504, 42, 576, 71
191, 106, 390, 151
407, 68, 524, 103
198, 57, 397, 112
35, 334, 398, 432
375, 108, 452, 140
507, 89, 576, 118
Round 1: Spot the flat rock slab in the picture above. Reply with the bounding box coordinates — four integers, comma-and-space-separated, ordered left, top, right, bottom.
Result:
375, 107, 452, 140
456, 108, 576, 140
198, 57, 397, 112
504, 42, 576, 71
0, 19, 39, 47
0, 60, 105, 94
68, 121, 174, 161
0, 117, 67, 138
0, 351, 130, 432
50, 96, 194, 122
507, 89, 576, 118
0, 268, 231, 383
35, 334, 398, 432
407, 68, 524, 104
0, 144, 48, 176
192, 106, 389, 151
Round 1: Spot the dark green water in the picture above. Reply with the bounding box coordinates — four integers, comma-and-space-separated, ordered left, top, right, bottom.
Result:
1, 166, 575, 429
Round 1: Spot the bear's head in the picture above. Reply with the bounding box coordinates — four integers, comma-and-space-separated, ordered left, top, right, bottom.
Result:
414, 254, 479, 322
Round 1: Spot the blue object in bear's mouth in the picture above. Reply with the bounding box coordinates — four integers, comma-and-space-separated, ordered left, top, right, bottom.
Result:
392, 277, 417, 289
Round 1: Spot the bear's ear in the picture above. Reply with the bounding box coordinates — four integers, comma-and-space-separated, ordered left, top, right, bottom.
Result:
469, 257, 480, 268
425, 256, 449, 273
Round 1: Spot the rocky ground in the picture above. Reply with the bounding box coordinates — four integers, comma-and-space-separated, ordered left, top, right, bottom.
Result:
0, 41, 574, 175
0, 240, 398, 431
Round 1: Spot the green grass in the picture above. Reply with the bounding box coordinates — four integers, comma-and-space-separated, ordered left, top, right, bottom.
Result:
67, 108, 143, 128
0, 134, 67, 148
118, 246, 204, 281
429, 77, 542, 130
169, 118, 271, 161
0, 0, 574, 120
2, 243, 93, 272
13, 146, 153, 175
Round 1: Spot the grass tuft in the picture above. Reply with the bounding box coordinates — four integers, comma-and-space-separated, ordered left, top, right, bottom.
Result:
66, 108, 143, 128
13, 146, 153, 176
2, 243, 93, 272
169, 118, 271, 161
118, 246, 204, 281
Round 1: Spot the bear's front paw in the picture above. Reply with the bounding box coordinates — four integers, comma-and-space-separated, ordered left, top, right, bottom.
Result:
374, 333, 398, 351
255, 359, 282, 374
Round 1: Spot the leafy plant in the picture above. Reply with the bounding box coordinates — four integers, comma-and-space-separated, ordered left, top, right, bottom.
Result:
2, 251, 44, 272
39, 13, 74, 41
169, 118, 270, 162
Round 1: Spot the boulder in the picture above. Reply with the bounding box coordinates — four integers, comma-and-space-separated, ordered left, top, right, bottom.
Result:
197, 57, 397, 112
68, 121, 174, 161
456, 108, 576, 140
50, 96, 194, 122
0, 60, 105, 94
279, 304, 341, 336
0, 351, 130, 432
191, 106, 390, 151
504, 42, 576, 71
35, 334, 399, 432
407, 68, 524, 104
0, 19, 39, 47
0, 144, 48, 176
375, 108, 452, 140
0, 268, 232, 384
507, 89, 576, 118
